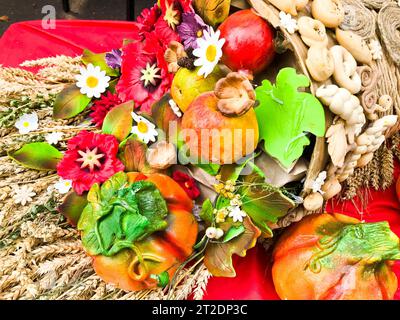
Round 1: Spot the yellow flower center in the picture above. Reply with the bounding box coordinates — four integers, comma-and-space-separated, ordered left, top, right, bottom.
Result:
23, 121, 30, 127
206, 45, 217, 62
86, 76, 99, 88
137, 121, 149, 133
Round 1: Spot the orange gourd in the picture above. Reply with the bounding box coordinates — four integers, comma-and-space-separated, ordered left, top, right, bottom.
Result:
272, 213, 400, 300
82, 172, 198, 291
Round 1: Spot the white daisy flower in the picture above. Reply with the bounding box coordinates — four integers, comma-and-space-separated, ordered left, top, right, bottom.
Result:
75, 63, 110, 98
54, 178, 72, 194
311, 171, 327, 194
228, 206, 247, 223
279, 11, 298, 34
169, 99, 182, 117
15, 112, 39, 134
193, 28, 225, 78
131, 112, 158, 144
13, 185, 36, 206
368, 40, 383, 60
45, 132, 63, 145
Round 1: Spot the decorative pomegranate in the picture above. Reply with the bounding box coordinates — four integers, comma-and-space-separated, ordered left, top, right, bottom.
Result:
218, 9, 275, 76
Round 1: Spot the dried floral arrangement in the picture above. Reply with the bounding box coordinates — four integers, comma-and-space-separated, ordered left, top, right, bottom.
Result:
1, 0, 400, 300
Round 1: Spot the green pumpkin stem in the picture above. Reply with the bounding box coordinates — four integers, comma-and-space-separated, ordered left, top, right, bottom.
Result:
307, 221, 400, 273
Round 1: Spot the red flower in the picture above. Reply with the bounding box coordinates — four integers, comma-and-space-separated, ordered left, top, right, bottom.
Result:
90, 92, 122, 128
135, 4, 161, 35
57, 131, 124, 195
172, 171, 200, 200
116, 39, 171, 113
159, 0, 193, 15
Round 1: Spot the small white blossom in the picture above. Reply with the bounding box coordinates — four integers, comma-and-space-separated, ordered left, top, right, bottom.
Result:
45, 132, 64, 145
228, 206, 247, 223
15, 113, 39, 134
279, 11, 298, 34
230, 195, 242, 207
368, 40, 383, 60
169, 99, 182, 117
54, 178, 72, 194
311, 171, 327, 194
13, 185, 36, 206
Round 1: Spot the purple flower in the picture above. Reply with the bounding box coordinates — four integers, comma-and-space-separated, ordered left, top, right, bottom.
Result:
177, 12, 208, 50
105, 49, 122, 69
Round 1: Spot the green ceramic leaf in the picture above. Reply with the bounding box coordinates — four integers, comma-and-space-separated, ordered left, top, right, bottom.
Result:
102, 101, 134, 141
78, 172, 169, 257
199, 199, 214, 224
58, 191, 88, 227
151, 93, 181, 137
53, 84, 91, 119
222, 225, 245, 243
82, 49, 119, 77
239, 173, 296, 237
255, 67, 325, 168
193, 0, 231, 26
8, 142, 63, 170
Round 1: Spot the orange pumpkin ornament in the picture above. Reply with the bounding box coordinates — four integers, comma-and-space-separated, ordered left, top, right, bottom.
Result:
78, 172, 198, 291
272, 213, 400, 300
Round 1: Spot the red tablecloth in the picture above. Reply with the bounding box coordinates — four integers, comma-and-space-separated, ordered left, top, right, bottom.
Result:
1, 20, 400, 300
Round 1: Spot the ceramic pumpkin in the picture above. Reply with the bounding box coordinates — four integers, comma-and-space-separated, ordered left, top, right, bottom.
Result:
78, 172, 198, 291
272, 213, 400, 300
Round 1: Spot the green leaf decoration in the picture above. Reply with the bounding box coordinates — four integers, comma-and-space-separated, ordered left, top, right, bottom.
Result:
199, 199, 214, 224
82, 49, 119, 77
53, 84, 91, 119
193, 0, 231, 27
102, 101, 134, 141
58, 191, 88, 227
78, 172, 169, 257
239, 173, 296, 237
204, 216, 261, 277
8, 142, 63, 170
222, 225, 245, 243
255, 67, 325, 168
118, 137, 155, 173
151, 93, 181, 137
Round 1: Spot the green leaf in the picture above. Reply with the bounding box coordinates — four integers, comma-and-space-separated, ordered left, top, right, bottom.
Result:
199, 199, 214, 224
53, 84, 91, 119
204, 216, 260, 277
58, 191, 88, 227
118, 137, 155, 173
102, 101, 134, 141
222, 225, 245, 243
82, 49, 119, 77
78, 172, 169, 257
8, 142, 62, 170
195, 163, 220, 176
193, 0, 231, 27
255, 67, 325, 168
239, 173, 296, 237
151, 93, 181, 137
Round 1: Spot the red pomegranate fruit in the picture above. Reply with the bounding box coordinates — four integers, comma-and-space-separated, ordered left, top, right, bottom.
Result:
218, 9, 275, 76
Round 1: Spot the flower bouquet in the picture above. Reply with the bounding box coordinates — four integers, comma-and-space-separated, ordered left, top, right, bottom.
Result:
1, 0, 400, 300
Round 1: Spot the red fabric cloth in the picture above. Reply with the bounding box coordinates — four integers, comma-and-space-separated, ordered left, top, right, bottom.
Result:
1, 20, 400, 300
